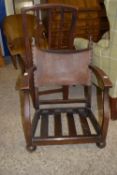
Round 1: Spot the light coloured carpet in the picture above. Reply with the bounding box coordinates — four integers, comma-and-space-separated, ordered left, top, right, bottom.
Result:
0, 64, 117, 175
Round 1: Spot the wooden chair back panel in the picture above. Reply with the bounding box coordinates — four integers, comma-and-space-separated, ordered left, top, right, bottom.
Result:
46, 7, 77, 49
22, 4, 92, 86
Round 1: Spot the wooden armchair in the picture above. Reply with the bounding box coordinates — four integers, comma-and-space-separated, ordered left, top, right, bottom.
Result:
20, 3, 112, 152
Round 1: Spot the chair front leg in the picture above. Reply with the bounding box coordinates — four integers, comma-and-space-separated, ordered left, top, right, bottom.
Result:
21, 90, 36, 152
96, 88, 110, 148
101, 88, 110, 139
30, 87, 39, 110
29, 73, 39, 110
96, 86, 103, 125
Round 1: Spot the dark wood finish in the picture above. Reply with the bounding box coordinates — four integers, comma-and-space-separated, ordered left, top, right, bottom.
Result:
109, 97, 117, 120
21, 91, 32, 147
84, 86, 91, 108
54, 113, 62, 136
96, 86, 103, 124
101, 89, 110, 141
20, 4, 112, 151
46, 0, 109, 45
79, 114, 91, 136
40, 114, 49, 137
39, 99, 86, 105
0, 45, 5, 67
67, 113, 77, 136
89, 65, 112, 89
98, 0, 109, 37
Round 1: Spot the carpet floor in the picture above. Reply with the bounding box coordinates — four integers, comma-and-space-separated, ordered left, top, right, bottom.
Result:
0, 64, 117, 175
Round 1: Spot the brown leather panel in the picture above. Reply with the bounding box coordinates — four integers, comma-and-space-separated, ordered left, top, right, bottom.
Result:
32, 46, 91, 86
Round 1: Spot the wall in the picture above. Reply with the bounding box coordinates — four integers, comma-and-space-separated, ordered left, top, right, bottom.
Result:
4, 0, 14, 15
4, 0, 42, 15
0, 0, 10, 56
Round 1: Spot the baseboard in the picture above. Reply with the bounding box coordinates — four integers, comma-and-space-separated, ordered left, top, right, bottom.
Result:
109, 96, 117, 120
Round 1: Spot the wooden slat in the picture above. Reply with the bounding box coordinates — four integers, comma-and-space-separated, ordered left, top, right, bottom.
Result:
67, 113, 77, 136
40, 114, 48, 138
40, 107, 84, 115
40, 98, 86, 105
54, 113, 62, 137
87, 109, 101, 134
79, 115, 91, 136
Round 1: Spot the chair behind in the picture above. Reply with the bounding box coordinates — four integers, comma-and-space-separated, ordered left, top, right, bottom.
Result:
2, 14, 35, 69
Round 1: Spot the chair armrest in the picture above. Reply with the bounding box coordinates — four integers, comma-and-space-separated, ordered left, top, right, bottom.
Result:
89, 65, 112, 90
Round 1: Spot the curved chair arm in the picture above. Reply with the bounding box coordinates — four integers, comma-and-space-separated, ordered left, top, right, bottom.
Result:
21, 90, 32, 146
89, 65, 112, 90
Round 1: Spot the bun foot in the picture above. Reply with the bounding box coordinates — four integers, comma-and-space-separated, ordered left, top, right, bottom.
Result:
96, 141, 106, 148
26, 145, 37, 152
